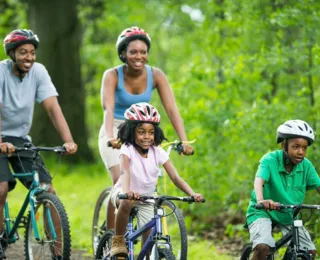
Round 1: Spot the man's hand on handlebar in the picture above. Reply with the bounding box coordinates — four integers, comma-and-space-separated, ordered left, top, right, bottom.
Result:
63, 142, 78, 155
0, 142, 15, 156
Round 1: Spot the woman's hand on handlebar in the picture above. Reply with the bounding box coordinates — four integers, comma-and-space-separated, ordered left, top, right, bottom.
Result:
182, 143, 194, 155
0, 142, 15, 156
107, 138, 122, 149
191, 192, 204, 202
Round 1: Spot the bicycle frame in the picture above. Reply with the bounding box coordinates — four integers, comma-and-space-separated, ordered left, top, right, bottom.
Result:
125, 207, 169, 260
255, 204, 320, 259
3, 145, 65, 246
4, 170, 57, 244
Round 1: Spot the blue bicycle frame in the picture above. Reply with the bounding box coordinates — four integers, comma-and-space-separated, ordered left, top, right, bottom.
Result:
125, 207, 169, 260
4, 170, 57, 244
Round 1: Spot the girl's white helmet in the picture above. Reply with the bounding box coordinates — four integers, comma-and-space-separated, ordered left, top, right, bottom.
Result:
276, 119, 315, 145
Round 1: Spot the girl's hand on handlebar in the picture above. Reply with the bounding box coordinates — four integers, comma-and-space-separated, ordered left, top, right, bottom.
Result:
191, 192, 203, 202
107, 138, 122, 149
257, 199, 279, 210
182, 144, 194, 155
0, 142, 15, 156
63, 142, 78, 155
126, 191, 142, 200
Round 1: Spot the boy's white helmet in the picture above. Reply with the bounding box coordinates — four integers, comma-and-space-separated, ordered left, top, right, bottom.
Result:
276, 119, 315, 145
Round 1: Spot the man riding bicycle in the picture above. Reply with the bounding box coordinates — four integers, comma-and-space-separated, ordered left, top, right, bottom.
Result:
0, 29, 78, 259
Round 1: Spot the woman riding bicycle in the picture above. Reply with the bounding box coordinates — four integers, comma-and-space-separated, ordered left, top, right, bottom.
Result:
108, 102, 203, 258
98, 26, 194, 231
245, 120, 320, 260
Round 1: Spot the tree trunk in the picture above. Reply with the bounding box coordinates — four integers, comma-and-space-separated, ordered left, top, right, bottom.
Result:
27, 0, 93, 162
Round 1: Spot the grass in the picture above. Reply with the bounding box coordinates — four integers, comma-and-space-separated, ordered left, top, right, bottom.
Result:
7, 158, 236, 259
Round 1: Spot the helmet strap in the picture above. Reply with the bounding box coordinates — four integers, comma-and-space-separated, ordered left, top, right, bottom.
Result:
10, 51, 25, 82
133, 142, 149, 155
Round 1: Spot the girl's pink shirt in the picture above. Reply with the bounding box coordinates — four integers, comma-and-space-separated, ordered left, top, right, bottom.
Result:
115, 144, 169, 195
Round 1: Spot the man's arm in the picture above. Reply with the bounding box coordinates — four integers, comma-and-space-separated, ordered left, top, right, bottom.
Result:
0, 104, 15, 155
41, 96, 77, 154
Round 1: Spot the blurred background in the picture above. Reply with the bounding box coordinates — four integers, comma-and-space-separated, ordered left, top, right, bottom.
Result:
2, 0, 320, 258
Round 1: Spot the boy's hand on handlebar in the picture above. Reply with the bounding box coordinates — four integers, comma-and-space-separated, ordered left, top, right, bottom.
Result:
63, 142, 78, 155
107, 138, 122, 149
257, 199, 279, 210
126, 191, 142, 200
191, 192, 203, 202
182, 144, 194, 155
0, 142, 15, 156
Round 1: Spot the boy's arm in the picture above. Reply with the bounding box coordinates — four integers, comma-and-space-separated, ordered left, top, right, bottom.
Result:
163, 160, 202, 201
254, 177, 265, 202
254, 177, 278, 209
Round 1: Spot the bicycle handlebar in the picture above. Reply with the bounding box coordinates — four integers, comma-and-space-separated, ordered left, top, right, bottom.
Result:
107, 139, 195, 155
14, 145, 66, 154
118, 194, 205, 203
255, 203, 320, 218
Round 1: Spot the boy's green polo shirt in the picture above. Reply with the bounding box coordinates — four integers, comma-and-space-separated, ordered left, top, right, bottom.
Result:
246, 150, 320, 226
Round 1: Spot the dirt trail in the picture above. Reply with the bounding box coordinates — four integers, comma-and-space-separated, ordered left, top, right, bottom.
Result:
5, 239, 93, 260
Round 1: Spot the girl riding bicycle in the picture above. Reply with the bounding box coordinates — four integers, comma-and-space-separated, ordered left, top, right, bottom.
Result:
245, 120, 320, 260
109, 102, 203, 258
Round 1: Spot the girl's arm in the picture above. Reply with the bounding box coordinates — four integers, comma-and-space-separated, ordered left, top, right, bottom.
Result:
119, 154, 131, 193
163, 160, 202, 201
153, 68, 193, 155
101, 69, 117, 142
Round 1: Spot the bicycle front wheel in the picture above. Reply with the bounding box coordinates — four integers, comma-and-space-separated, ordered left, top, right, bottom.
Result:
95, 230, 114, 260
24, 192, 71, 260
92, 187, 112, 254
162, 200, 187, 260
240, 244, 275, 260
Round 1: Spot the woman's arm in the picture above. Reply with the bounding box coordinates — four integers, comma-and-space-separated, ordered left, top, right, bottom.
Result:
163, 160, 203, 201
101, 69, 118, 140
153, 68, 193, 155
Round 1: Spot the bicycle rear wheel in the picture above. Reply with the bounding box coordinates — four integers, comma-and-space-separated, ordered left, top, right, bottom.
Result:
92, 187, 112, 254
24, 192, 71, 260
162, 200, 187, 260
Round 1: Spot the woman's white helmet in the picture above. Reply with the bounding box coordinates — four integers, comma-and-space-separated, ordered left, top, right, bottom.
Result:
276, 119, 315, 146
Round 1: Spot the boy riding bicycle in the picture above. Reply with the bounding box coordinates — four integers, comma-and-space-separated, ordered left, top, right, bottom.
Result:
109, 102, 203, 258
245, 120, 320, 260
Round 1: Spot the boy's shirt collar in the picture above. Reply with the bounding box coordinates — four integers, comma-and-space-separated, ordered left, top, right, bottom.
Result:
278, 150, 304, 175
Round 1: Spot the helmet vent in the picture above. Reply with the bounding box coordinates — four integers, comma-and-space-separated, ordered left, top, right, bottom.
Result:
285, 124, 292, 128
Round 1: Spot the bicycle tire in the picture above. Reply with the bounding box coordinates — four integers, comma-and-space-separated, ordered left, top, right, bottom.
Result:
24, 192, 71, 260
240, 243, 276, 260
156, 247, 176, 260
162, 200, 187, 260
95, 230, 114, 260
92, 187, 112, 254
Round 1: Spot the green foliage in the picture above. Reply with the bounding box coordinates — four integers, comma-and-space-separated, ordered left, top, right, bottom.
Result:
3, 0, 320, 255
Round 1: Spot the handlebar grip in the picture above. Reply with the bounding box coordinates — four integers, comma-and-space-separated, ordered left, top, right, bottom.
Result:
107, 141, 112, 147
255, 203, 265, 210
118, 194, 129, 200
